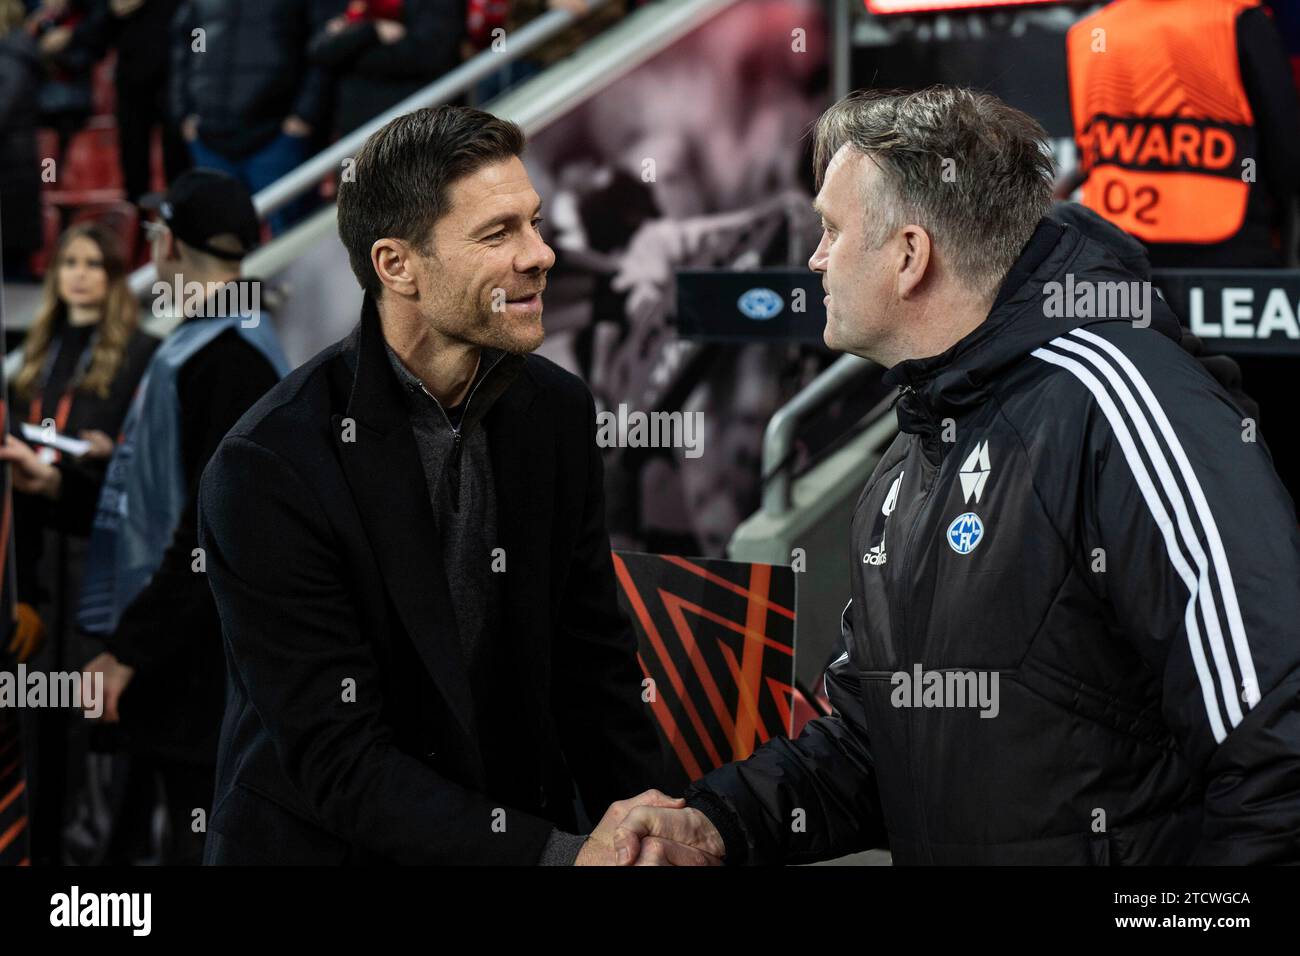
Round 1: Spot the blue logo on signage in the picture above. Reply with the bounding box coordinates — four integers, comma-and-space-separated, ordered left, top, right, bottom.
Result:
737, 287, 784, 320
947, 512, 984, 554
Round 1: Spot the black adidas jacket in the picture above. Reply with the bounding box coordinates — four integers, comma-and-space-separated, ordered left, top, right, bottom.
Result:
686, 215, 1300, 865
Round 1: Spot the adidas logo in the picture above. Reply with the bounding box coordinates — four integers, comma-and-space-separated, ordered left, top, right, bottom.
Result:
865, 471, 903, 566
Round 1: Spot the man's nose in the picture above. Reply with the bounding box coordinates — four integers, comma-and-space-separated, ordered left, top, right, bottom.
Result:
519, 231, 556, 274
808, 233, 829, 273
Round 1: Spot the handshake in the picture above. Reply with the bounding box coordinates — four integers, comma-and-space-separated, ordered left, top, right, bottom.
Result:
574, 789, 727, 866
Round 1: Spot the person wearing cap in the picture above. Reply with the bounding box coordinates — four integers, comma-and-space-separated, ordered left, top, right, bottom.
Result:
64, 169, 290, 864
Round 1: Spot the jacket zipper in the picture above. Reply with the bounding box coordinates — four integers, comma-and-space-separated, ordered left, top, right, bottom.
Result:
891, 384, 942, 863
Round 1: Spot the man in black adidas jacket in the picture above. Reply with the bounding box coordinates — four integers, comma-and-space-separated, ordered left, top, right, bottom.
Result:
613, 87, 1300, 866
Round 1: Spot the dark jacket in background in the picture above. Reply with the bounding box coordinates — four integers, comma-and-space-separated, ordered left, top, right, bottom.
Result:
74, 0, 188, 202
31, 0, 97, 136
170, 0, 329, 159
198, 293, 664, 864
0, 28, 44, 261
308, 0, 462, 137
74, 0, 180, 89
80, 299, 281, 765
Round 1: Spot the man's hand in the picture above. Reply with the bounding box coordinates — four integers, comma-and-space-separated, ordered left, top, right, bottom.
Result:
37, 24, 72, 55
374, 19, 406, 44
0, 435, 62, 499
575, 789, 720, 866
84, 651, 134, 722
78, 429, 115, 460
181, 114, 200, 142
282, 115, 312, 138
614, 804, 727, 866
549, 0, 593, 14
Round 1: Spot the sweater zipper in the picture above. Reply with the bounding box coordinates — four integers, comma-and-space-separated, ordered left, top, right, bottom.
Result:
419, 350, 507, 432
418, 351, 506, 509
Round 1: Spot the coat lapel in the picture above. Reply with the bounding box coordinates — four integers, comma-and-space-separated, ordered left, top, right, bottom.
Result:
333, 294, 476, 742
484, 370, 551, 696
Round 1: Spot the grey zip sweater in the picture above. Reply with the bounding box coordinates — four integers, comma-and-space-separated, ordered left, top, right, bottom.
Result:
383, 343, 588, 866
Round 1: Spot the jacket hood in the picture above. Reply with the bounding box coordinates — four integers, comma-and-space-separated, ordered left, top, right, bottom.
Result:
882, 205, 1181, 432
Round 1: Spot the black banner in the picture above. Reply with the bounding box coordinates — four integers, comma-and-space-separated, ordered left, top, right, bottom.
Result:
678, 268, 1300, 357
1154, 269, 1300, 357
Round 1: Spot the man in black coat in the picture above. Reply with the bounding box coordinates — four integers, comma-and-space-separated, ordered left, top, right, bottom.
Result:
197, 105, 685, 865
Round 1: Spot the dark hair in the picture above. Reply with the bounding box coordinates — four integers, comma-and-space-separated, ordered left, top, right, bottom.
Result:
336, 106, 526, 298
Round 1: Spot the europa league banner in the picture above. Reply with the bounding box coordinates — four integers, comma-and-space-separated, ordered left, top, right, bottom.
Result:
611, 551, 810, 789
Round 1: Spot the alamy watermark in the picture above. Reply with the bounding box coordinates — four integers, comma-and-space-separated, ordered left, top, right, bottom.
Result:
0, 665, 103, 718
151, 274, 260, 327
1042, 273, 1152, 328
50, 886, 150, 936
595, 404, 704, 459
890, 663, 1000, 718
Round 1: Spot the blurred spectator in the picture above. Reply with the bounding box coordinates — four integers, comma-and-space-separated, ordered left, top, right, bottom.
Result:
170, 0, 328, 234
309, 1, 462, 139
0, 0, 42, 278
0, 221, 158, 864
1264, 0, 1300, 90
74, 171, 285, 864
27, 0, 96, 150
1066, 0, 1300, 269
470, 0, 642, 103
73, 0, 189, 206
1067, 0, 1300, 515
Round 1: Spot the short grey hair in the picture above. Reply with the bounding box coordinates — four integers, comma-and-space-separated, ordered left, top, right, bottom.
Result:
813, 86, 1054, 299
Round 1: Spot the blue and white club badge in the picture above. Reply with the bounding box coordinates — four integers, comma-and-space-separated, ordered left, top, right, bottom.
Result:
737, 287, 784, 321
947, 512, 984, 554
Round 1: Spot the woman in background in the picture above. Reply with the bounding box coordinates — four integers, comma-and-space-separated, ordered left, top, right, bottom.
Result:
1, 220, 158, 865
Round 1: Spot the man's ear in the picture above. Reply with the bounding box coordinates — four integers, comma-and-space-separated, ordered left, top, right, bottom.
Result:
896, 224, 932, 299
371, 238, 420, 298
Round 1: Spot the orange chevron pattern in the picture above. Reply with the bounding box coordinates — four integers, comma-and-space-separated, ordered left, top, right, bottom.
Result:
612, 551, 807, 786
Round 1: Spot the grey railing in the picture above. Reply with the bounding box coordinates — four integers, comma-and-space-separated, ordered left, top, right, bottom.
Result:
126, 0, 739, 297
761, 353, 879, 516
125, 2, 610, 296
1, 0, 739, 380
